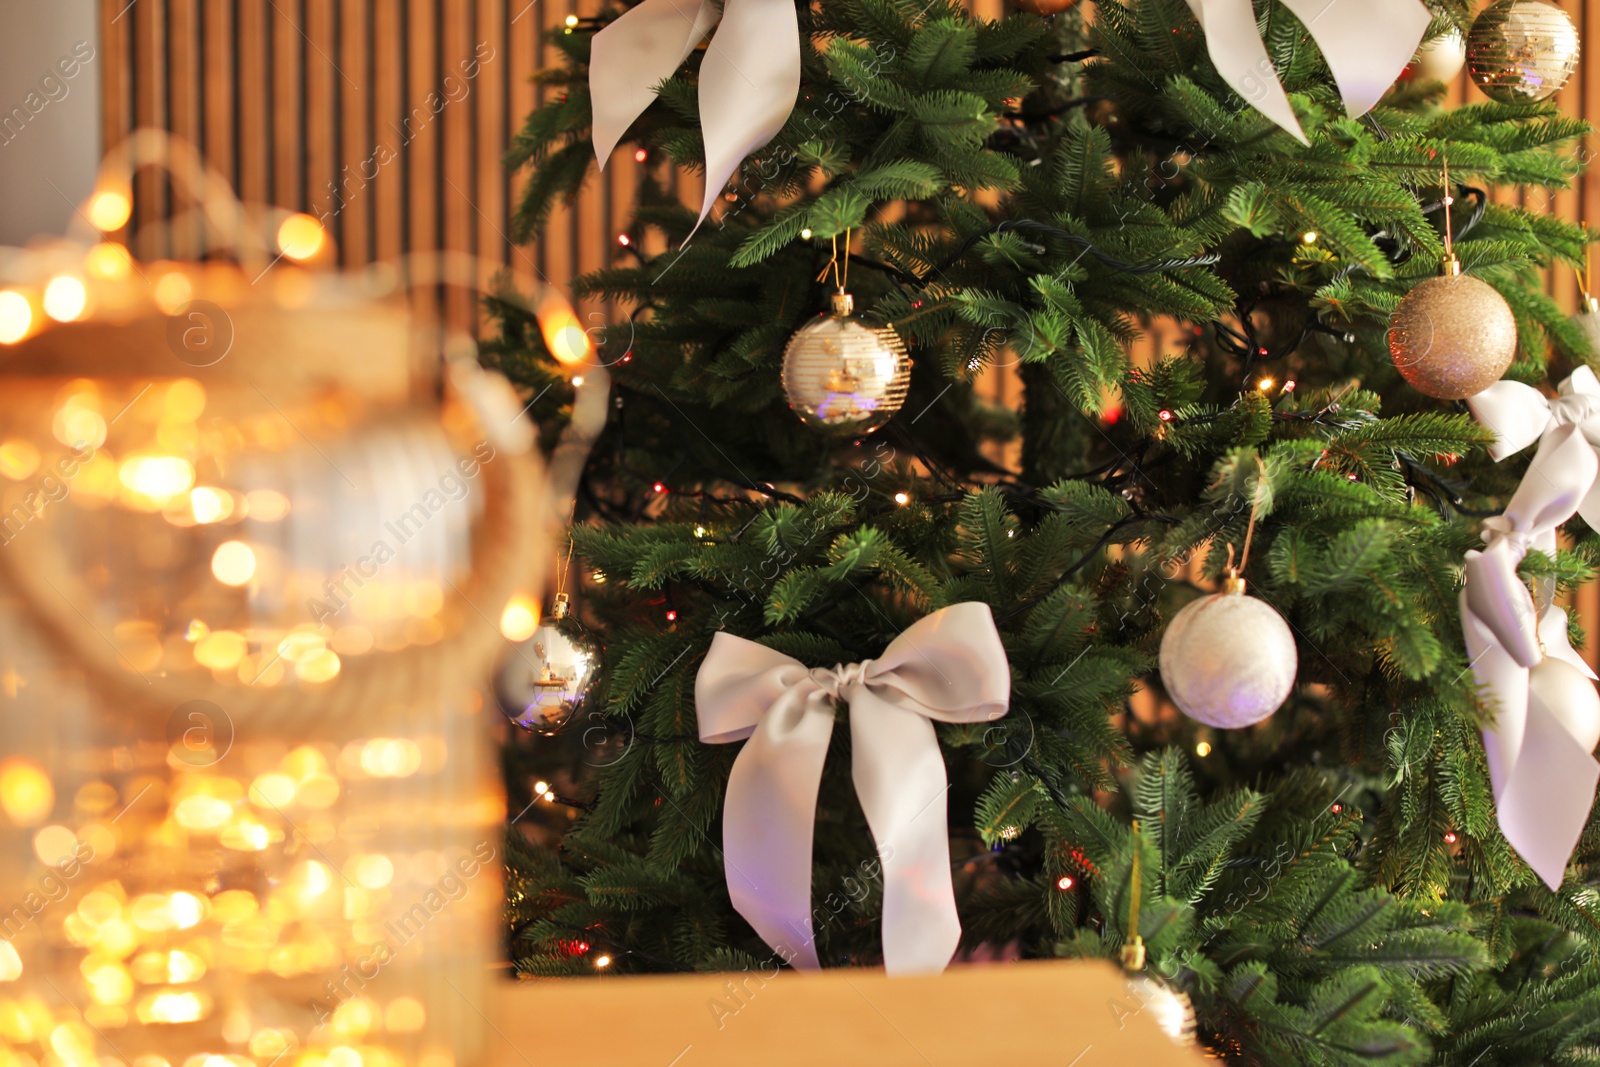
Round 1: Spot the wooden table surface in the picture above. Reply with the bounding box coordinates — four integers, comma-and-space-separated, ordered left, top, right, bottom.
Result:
487, 959, 1209, 1066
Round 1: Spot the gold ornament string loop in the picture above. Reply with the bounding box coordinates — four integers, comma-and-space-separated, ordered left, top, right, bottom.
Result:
841, 227, 851, 292
1442, 155, 1455, 260
1120, 819, 1146, 971
1224, 456, 1268, 584
554, 521, 577, 603
1578, 221, 1594, 305
816, 229, 853, 293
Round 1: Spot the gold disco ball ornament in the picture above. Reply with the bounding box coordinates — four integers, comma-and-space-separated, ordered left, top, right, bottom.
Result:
1388, 258, 1519, 399
782, 291, 911, 435
1467, 0, 1580, 104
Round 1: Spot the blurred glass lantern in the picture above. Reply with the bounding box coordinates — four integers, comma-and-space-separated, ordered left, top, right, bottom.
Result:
498, 594, 593, 734
0, 146, 549, 1067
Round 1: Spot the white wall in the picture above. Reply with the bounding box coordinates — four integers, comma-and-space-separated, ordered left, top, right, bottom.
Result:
0, 0, 101, 247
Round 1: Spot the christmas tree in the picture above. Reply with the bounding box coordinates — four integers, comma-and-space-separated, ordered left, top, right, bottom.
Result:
488, 0, 1600, 1061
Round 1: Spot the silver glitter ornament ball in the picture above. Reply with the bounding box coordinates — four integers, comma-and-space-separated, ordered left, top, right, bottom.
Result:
1388, 271, 1518, 400
782, 291, 911, 435
1467, 0, 1580, 104
1159, 580, 1297, 729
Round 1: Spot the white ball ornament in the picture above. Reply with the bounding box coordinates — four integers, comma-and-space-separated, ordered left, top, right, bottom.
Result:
1528, 657, 1600, 753
1159, 575, 1297, 729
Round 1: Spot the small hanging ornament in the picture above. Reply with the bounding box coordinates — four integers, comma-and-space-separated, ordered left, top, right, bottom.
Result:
498, 592, 594, 734
1388, 159, 1518, 400
1116, 825, 1198, 1047
1412, 28, 1467, 82
782, 230, 911, 435
1571, 234, 1600, 354
1159, 478, 1297, 730
1160, 569, 1298, 729
1467, 0, 1580, 104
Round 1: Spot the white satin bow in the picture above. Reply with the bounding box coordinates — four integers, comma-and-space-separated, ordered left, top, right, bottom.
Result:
1182, 0, 1430, 145
1468, 370, 1600, 530
695, 602, 1009, 974
1461, 424, 1600, 889
590, 0, 800, 230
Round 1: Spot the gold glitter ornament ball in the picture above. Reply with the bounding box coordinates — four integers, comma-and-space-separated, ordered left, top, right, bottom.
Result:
1467, 0, 1580, 104
1388, 273, 1518, 399
782, 291, 911, 435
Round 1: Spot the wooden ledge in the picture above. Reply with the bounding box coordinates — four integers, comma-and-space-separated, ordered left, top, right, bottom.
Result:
488, 960, 1207, 1066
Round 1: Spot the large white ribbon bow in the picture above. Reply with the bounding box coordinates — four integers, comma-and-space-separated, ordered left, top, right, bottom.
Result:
696, 602, 1009, 973
1461, 424, 1600, 889
1468, 369, 1600, 528
1183, 0, 1430, 145
590, 0, 800, 229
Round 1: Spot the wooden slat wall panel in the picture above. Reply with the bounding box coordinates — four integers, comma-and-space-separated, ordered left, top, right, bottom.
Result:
202, 0, 235, 197
167, 0, 200, 258
131, 0, 167, 261
236, 0, 269, 212
98, 2, 1600, 314
304, 0, 338, 265
336, 0, 370, 267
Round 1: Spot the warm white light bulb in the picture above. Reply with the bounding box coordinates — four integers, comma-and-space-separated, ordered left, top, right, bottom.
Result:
43, 276, 87, 322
